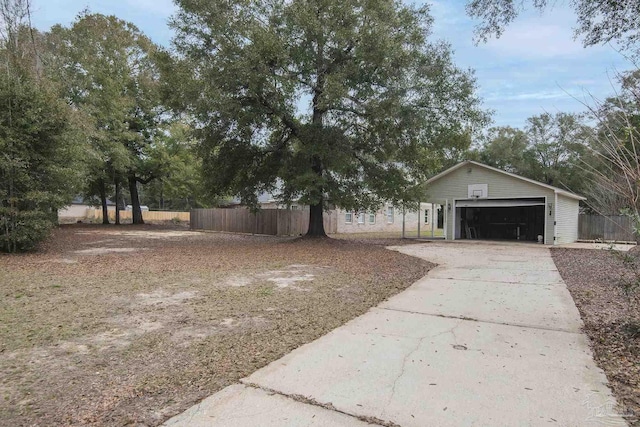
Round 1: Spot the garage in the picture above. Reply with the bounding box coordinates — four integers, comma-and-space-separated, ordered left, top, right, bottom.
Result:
455, 198, 546, 242
424, 161, 585, 245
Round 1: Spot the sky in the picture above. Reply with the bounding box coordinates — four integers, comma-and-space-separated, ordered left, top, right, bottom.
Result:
30, 0, 632, 129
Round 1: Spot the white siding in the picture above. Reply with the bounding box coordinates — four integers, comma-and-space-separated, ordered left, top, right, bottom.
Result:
426, 164, 557, 245
58, 204, 92, 219
336, 203, 439, 234
555, 194, 580, 244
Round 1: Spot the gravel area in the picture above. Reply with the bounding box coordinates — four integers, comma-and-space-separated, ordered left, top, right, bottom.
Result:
552, 248, 640, 425
0, 224, 433, 426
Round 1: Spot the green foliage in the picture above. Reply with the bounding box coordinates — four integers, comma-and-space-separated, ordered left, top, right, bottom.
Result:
523, 112, 591, 189
143, 123, 210, 210
479, 126, 528, 173
621, 209, 640, 241
430, 129, 478, 170
0, 72, 81, 252
171, 0, 488, 233
48, 12, 166, 223
477, 113, 591, 194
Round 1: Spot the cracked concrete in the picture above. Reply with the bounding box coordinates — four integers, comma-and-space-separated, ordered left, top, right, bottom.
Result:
163, 242, 626, 427
163, 384, 377, 427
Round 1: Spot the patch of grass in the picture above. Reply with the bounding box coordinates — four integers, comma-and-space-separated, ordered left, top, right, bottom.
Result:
256, 285, 275, 297
0, 224, 433, 426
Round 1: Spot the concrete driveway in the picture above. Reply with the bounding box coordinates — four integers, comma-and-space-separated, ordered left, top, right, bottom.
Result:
164, 242, 626, 427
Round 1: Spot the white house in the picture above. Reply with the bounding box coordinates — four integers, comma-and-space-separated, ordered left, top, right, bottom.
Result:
335, 203, 442, 235
57, 197, 114, 223
424, 161, 585, 245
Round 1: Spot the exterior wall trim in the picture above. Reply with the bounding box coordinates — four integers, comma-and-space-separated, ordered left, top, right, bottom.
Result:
444, 199, 449, 240
452, 199, 456, 240
544, 196, 548, 245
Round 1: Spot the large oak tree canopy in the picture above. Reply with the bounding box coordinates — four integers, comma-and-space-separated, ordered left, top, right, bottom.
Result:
171, 0, 488, 235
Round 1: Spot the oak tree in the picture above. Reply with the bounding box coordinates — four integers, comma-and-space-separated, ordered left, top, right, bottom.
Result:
49, 13, 165, 224
172, 0, 487, 236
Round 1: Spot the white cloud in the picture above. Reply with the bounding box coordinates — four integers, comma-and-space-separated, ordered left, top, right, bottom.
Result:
484, 90, 569, 102
483, 22, 595, 59
507, 91, 568, 101
477, 4, 610, 60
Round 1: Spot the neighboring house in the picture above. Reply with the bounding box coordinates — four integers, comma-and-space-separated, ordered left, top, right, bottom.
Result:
57, 197, 116, 223
425, 160, 586, 245
226, 192, 281, 209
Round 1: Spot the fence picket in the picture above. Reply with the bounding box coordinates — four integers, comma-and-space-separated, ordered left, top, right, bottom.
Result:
578, 214, 636, 242
190, 208, 335, 236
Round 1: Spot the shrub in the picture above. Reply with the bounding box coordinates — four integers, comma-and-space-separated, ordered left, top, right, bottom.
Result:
0, 73, 82, 252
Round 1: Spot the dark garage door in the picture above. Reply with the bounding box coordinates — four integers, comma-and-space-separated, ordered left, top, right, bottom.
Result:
456, 198, 545, 241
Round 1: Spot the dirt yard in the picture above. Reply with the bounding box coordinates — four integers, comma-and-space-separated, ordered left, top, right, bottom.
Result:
0, 224, 432, 426
552, 248, 640, 425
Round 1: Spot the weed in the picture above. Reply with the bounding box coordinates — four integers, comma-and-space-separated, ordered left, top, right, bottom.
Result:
256, 286, 274, 297
609, 244, 640, 310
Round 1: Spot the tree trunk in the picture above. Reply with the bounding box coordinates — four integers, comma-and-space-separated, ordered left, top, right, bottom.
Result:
114, 178, 121, 225
307, 201, 326, 237
305, 36, 327, 238
99, 179, 109, 225
128, 175, 144, 225
306, 156, 326, 237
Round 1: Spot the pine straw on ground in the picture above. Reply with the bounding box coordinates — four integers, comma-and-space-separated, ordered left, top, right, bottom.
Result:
552, 248, 640, 425
0, 224, 432, 427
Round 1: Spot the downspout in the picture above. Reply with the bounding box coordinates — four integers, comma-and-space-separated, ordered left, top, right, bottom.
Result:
431, 203, 435, 238
452, 200, 456, 240
444, 199, 449, 240
554, 191, 558, 246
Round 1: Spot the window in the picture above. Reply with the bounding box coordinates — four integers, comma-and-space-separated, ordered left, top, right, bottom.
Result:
424, 209, 430, 224
345, 212, 353, 223
291, 205, 299, 210
368, 212, 376, 224
357, 212, 365, 224
386, 206, 394, 223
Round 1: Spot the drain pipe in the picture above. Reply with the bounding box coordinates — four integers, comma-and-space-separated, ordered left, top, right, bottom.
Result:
554, 191, 558, 245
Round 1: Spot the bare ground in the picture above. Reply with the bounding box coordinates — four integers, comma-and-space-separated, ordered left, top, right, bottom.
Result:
0, 224, 432, 426
552, 248, 640, 425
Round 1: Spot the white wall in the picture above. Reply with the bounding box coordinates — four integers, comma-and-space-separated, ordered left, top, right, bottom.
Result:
336, 203, 439, 234
555, 194, 580, 244
58, 204, 92, 219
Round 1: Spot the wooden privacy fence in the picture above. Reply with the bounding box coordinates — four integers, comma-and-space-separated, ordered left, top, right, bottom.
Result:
190, 208, 337, 236
89, 209, 190, 222
578, 214, 637, 242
